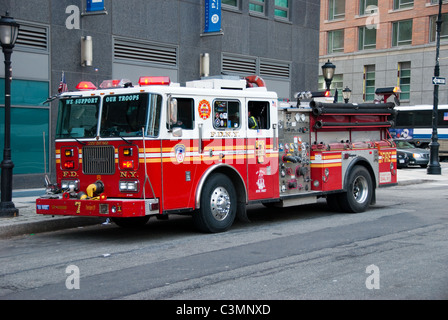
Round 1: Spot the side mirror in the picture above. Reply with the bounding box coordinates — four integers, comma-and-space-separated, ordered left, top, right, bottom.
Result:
172, 127, 182, 137
167, 97, 178, 130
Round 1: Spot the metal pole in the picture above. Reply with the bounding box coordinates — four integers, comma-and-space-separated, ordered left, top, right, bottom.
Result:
0, 45, 18, 217
428, 0, 443, 175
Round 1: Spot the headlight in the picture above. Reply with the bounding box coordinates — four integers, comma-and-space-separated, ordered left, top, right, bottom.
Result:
61, 180, 80, 191
119, 180, 139, 192
413, 153, 422, 159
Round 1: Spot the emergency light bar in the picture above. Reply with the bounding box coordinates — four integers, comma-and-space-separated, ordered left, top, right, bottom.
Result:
76, 81, 97, 91
99, 79, 132, 89
375, 87, 400, 95
139, 76, 171, 86
310, 90, 331, 98
375, 86, 401, 104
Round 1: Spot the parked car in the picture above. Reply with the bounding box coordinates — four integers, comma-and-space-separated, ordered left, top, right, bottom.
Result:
397, 150, 410, 168
394, 140, 429, 168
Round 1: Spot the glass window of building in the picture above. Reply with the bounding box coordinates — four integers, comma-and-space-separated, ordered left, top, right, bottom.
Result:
393, 0, 413, 10
328, 29, 344, 54
392, 20, 413, 47
359, 0, 378, 15
328, 0, 345, 21
223, 0, 239, 7
222, 0, 240, 9
430, 0, 448, 4
364, 65, 376, 102
358, 26, 377, 50
275, 0, 289, 19
0, 79, 50, 174
430, 13, 448, 42
398, 62, 411, 101
249, 0, 265, 14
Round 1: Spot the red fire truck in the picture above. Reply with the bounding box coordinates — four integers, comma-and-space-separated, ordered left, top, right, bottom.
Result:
36, 75, 398, 233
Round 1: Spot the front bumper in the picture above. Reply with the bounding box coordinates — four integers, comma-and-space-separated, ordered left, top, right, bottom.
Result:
36, 196, 159, 218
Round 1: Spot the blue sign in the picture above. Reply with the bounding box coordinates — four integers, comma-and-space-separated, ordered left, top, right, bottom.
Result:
389, 128, 414, 140
204, 0, 221, 33
86, 0, 105, 12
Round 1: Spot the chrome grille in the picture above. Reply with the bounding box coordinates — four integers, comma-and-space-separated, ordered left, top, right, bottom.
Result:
82, 146, 115, 175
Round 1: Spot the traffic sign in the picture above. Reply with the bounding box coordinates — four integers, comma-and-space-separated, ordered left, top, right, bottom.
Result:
432, 77, 446, 85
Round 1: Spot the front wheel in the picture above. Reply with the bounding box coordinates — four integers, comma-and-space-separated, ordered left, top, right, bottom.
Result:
193, 173, 237, 233
338, 166, 373, 213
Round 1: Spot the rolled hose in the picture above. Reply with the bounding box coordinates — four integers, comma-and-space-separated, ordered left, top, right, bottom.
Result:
314, 120, 394, 129
310, 101, 396, 116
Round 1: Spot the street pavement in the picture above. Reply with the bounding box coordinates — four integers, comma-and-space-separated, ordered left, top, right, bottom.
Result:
1, 163, 447, 239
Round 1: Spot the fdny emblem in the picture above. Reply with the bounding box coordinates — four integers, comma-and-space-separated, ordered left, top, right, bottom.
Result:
198, 99, 211, 120
174, 144, 186, 163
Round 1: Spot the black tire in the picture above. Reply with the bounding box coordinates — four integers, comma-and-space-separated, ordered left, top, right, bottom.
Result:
111, 216, 150, 228
193, 173, 237, 233
338, 166, 373, 213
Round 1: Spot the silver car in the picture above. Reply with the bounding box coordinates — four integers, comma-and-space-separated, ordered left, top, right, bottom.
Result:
394, 140, 429, 168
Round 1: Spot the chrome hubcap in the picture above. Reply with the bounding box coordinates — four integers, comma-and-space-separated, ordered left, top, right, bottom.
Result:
353, 176, 368, 204
210, 186, 231, 221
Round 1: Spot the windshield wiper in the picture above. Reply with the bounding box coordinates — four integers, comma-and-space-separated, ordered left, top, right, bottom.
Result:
120, 136, 132, 145
71, 137, 87, 145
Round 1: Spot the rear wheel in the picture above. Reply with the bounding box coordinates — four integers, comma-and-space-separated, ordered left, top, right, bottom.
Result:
338, 166, 373, 213
193, 173, 237, 233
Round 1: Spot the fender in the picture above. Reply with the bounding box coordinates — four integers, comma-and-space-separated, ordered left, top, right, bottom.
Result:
245, 75, 266, 88
195, 163, 248, 209
342, 156, 377, 191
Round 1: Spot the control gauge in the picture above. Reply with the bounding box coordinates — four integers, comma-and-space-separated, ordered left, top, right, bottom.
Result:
300, 114, 306, 122
295, 113, 301, 122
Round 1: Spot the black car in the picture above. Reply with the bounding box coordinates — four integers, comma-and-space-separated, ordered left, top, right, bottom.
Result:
394, 140, 429, 168
397, 150, 410, 168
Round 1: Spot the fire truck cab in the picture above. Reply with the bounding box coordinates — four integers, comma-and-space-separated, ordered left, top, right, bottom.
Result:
36, 75, 397, 233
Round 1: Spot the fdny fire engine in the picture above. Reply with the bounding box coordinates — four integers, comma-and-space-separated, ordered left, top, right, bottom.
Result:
36, 75, 398, 233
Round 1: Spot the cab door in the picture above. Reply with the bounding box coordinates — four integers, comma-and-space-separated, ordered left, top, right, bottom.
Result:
246, 100, 278, 200
161, 97, 197, 211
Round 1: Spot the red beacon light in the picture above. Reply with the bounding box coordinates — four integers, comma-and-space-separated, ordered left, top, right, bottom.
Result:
139, 76, 171, 86
76, 81, 97, 91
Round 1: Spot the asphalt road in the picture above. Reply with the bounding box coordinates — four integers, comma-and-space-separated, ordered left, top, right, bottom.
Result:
1, 178, 447, 303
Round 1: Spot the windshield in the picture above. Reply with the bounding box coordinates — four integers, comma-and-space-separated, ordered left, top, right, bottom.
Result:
101, 93, 161, 137
395, 140, 415, 149
56, 97, 100, 139
55, 93, 162, 139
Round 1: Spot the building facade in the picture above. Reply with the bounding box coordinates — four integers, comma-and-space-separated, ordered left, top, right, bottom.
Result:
0, 0, 320, 189
319, 0, 448, 104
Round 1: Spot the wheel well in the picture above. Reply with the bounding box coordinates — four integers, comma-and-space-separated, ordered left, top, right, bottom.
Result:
344, 158, 376, 191
195, 164, 247, 209
342, 159, 377, 206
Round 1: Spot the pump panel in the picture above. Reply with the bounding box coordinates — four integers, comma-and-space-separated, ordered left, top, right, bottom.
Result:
278, 108, 312, 195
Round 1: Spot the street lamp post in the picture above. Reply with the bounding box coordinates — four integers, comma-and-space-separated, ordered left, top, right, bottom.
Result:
428, 0, 443, 175
321, 60, 336, 91
0, 12, 19, 217
342, 86, 352, 103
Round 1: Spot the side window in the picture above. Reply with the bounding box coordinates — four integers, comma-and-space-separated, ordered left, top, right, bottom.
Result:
171, 98, 195, 130
248, 101, 270, 130
213, 100, 240, 129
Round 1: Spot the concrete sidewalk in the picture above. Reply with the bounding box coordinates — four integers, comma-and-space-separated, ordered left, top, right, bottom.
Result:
1, 163, 447, 238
